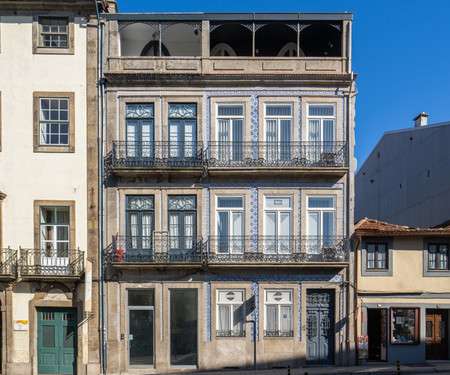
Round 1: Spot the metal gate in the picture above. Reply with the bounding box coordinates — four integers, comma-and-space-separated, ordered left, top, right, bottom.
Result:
306, 289, 334, 365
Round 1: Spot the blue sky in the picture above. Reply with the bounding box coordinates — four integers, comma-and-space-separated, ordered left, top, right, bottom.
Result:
116, 0, 450, 168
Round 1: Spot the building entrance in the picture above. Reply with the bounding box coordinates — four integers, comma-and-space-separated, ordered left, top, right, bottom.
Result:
426, 309, 448, 360
367, 308, 387, 361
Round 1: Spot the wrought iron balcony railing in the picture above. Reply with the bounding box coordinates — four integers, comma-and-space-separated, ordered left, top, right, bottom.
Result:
112, 141, 204, 168
19, 248, 85, 277
112, 235, 204, 263
207, 236, 349, 263
207, 141, 348, 168
264, 330, 294, 338
216, 329, 246, 338
1, 247, 17, 276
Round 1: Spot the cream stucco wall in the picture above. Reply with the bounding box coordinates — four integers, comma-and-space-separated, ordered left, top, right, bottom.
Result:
358, 237, 450, 293
0, 16, 88, 252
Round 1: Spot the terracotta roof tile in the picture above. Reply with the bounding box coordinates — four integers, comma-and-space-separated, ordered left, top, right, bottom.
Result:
355, 217, 450, 235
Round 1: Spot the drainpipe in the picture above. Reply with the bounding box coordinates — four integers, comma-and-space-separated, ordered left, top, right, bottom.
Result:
93, 0, 106, 373
345, 71, 356, 366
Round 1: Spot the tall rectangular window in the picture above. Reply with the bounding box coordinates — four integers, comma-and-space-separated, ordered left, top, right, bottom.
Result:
126, 196, 154, 257
264, 197, 292, 254
168, 196, 196, 255
128, 290, 154, 366
216, 197, 244, 254
40, 206, 70, 257
308, 104, 335, 161
39, 98, 69, 146
39, 17, 68, 48
265, 104, 292, 161
217, 104, 244, 161
307, 196, 335, 253
264, 290, 293, 337
168, 103, 197, 158
428, 243, 449, 270
216, 290, 245, 337
125, 104, 154, 159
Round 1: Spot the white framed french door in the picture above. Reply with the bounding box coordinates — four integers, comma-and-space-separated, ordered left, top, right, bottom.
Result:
263, 196, 292, 254
307, 104, 335, 160
216, 104, 244, 162
216, 197, 244, 254
306, 196, 335, 254
264, 104, 292, 161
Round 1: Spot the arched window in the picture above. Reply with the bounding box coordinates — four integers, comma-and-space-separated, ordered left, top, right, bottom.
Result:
277, 42, 298, 57
211, 43, 236, 57
140, 41, 170, 57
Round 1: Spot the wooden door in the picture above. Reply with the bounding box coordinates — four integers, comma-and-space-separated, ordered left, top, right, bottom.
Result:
37, 308, 77, 374
426, 309, 448, 360
306, 290, 335, 365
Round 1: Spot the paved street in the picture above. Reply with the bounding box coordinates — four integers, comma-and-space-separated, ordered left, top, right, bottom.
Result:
183, 362, 450, 375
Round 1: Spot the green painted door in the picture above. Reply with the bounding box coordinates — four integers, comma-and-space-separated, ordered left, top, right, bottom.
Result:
37, 308, 77, 374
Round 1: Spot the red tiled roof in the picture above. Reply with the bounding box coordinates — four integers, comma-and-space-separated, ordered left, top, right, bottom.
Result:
355, 218, 450, 236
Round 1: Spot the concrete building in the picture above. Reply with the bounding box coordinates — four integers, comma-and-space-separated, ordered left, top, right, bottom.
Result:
100, 10, 357, 373
355, 114, 450, 228
0, 1, 113, 374
354, 218, 450, 364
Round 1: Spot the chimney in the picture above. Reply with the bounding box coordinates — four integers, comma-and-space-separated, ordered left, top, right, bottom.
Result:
413, 112, 429, 127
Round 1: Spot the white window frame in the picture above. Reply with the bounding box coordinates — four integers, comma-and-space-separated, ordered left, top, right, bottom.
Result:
216, 196, 245, 254
306, 196, 335, 236
39, 97, 70, 146
307, 103, 336, 142
216, 103, 245, 162
263, 196, 292, 254
264, 289, 293, 337
216, 289, 246, 337
216, 103, 245, 141
264, 103, 293, 141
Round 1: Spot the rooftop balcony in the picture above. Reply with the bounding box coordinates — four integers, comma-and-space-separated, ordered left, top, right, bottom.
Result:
110, 235, 204, 267
106, 235, 349, 268
111, 141, 204, 176
0, 248, 17, 280
207, 141, 348, 175
19, 248, 85, 280
104, 14, 352, 76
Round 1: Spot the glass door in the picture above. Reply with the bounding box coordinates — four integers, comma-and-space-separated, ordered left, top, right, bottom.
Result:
216, 197, 244, 254
264, 197, 292, 254
265, 104, 292, 162
126, 196, 154, 259
168, 196, 196, 259
168, 104, 197, 160
217, 104, 244, 162
125, 104, 154, 162
307, 196, 335, 255
170, 289, 198, 366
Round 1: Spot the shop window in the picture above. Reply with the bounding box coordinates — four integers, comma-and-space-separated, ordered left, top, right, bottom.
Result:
391, 307, 419, 344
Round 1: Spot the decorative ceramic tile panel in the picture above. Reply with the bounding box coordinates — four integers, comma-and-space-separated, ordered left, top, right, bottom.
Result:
298, 283, 302, 341
206, 281, 211, 342
250, 281, 259, 342
250, 187, 258, 252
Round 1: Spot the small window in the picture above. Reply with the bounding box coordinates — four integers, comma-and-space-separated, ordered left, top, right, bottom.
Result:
216, 290, 245, 337
428, 244, 449, 270
391, 307, 419, 344
33, 92, 75, 152
264, 290, 293, 337
367, 243, 387, 269
39, 17, 68, 48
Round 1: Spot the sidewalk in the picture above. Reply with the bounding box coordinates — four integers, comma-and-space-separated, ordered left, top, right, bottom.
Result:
182, 362, 450, 375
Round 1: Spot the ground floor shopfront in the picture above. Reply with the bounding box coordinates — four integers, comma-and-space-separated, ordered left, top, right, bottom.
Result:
358, 297, 450, 364
104, 270, 352, 374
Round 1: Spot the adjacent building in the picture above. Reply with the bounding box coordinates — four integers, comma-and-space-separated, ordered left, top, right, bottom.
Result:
100, 11, 356, 373
0, 1, 113, 374
355, 114, 450, 228
354, 218, 450, 364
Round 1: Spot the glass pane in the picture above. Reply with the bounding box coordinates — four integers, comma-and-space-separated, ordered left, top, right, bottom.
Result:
129, 290, 155, 306
168, 104, 197, 119
323, 120, 334, 142
42, 325, 55, 348
280, 306, 292, 333
126, 104, 154, 119
218, 305, 230, 332
217, 197, 243, 208
308, 197, 333, 208
40, 207, 54, 224
232, 212, 243, 237
217, 211, 229, 250
56, 226, 69, 241
265, 212, 276, 237
307, 212, 319, 236
392, 308, 416, 344
218, 105, 243, 116
265, 197, 291, 208
308, 105, 334, 117
129, 309, 154, 365
266, 305, 278, 332
62, 325, 76, 349
322, 211, 334, 237
170, 290, 197, 366
309, 119, 320, 142
233, 304, 244, 334
266, 290, 292, 303
266, 105, 291, 116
